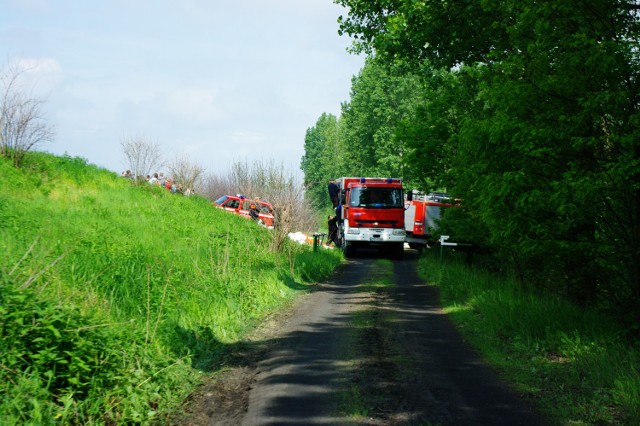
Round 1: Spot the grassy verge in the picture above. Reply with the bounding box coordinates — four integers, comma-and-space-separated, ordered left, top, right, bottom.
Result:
0, 153, 342, 424
419, 249, 640, 424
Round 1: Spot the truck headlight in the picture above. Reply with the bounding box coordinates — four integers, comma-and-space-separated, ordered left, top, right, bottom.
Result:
392, 229, 406, 236
347, 228, 360, 234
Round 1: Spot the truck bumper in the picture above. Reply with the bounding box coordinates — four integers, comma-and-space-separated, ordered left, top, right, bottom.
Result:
405, 235, 429, 246
343, 228, 406, 245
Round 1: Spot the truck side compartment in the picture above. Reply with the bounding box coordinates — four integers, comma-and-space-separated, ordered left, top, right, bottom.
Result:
404, 192, 458, 250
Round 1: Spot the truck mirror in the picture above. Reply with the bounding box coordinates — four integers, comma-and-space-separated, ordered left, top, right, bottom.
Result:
406, 191, 413, 201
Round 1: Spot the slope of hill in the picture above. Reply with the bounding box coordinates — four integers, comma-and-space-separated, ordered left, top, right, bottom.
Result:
0, 152, 341, 424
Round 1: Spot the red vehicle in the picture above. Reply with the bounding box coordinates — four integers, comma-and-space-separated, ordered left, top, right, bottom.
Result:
334, 177, 406, 258
404, 192, 457, 250
213, 194, 275, 228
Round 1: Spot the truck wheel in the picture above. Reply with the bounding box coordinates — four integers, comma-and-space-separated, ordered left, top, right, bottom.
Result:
342, 237, 354, 257
388, 243, 404, 260
408, 242, 423, 252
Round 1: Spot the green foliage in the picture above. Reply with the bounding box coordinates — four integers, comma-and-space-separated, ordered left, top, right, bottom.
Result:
300, 59, 427, 209
339, 59, 423, 179
324, 0, 640, 324
0, 279, 190, 425
301, 112, 343, 209
419, 251, 640, 424
1, 152, 342, 424
399, 64, 479, 192
337, 0, 514, 71
343, 59, 427, 183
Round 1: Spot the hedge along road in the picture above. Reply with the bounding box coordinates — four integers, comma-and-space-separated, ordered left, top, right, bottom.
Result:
176, 249, 545, 425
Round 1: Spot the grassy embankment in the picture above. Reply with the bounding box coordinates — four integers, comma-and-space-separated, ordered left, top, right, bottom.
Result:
420, 249, 640, 425
0, 152, 342, 425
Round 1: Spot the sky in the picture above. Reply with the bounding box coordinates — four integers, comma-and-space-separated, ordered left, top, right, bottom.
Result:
0, 0, 364, 176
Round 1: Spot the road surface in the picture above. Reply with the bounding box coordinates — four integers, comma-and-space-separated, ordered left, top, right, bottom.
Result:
176, 249, 545, 425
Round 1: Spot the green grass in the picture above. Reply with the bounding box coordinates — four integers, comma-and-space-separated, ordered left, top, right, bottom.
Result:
0, 152, 342, 424
419, 249, 640, 425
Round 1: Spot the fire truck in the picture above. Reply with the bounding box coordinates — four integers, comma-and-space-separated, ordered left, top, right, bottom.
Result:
404, 192, 457, 250
334, 177, 406, 258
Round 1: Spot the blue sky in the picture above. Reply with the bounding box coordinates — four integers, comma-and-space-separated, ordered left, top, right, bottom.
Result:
0, 0, 363, 175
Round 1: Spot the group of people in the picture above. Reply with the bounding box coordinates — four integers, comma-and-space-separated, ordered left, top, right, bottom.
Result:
120, 170, 192, 195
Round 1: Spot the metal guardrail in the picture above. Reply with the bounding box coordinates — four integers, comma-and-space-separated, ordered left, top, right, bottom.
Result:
439, 235, 473, 262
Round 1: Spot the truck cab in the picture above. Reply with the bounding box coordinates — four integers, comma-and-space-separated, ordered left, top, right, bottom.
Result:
335, 177, 406, 258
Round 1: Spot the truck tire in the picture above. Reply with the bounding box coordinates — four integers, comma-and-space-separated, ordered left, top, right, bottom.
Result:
389, 243, 404, 260
342, 237, 354, 257
408, 242, 424, 252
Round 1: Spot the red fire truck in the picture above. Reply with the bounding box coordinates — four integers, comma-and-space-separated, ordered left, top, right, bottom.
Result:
334, 177, 406, 258
404, 192, 457, 250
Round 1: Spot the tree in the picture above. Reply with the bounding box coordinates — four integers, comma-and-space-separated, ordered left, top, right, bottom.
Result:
230, 159, 316, 253
0, 63, 55, 167
336, 0, 510, 69
397, 65, 474, 192
300, 113, 342, 209
167, 154, 205, 194
339, 59, 423, 180
336, 0, 640, 322
301, 60, 426, 209
120, 135, 163, 183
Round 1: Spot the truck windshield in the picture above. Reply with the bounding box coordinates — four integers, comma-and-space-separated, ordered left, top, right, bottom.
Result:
214, 195, 229, 205
349, 187, 404, 208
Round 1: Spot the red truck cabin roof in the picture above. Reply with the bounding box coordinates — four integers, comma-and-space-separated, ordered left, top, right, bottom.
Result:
337, 177, 403, 189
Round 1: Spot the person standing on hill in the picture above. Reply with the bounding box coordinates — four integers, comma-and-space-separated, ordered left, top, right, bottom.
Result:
149, 173, 159, 185
328, 179, 340, 208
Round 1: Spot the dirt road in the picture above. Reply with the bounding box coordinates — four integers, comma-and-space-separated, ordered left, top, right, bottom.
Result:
176, 249, 545, 425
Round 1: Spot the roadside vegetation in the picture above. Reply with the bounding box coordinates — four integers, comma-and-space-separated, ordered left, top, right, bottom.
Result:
302, 4, 640, 421
420, 249, 640, 424
304, 0, 640, 336
0, 152, 341, 424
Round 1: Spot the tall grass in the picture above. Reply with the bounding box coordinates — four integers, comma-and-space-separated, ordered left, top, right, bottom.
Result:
419, 249, 640, 424
0, 152, 342, 424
